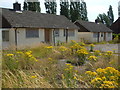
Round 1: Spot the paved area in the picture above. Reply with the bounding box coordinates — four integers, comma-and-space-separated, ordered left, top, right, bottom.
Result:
86, 44, 119, 53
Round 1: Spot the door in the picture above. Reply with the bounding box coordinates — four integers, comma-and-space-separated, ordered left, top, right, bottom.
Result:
45, 29, 50, 43
104, 32, 106, 41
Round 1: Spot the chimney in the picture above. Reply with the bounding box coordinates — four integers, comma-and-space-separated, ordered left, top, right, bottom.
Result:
13, 2, 21, 11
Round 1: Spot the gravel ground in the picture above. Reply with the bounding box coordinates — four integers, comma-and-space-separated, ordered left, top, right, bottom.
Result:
86, 44, 120, 53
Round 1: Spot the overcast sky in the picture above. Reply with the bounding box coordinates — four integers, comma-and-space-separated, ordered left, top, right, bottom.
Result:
0, 0, 119, 22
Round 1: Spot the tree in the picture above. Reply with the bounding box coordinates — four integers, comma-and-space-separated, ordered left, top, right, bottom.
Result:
70, 0, 81, 22
60, 0, 70, 19
23, 0, 41, 12
44, 0, 57, 14
80, 0, 88, 21
107, 5, 114, 25
96, 13, 110, 27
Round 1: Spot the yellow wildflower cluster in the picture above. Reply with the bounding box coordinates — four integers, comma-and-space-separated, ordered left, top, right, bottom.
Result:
86, 67, 120, 88
46, 46, 53, 49
6, 54, 14, 57
64, 63, 74, 71
105, 51, 113, 56
71, 40, 76, 44
59, 46, 68, 52
85, 71, 97, 76
25, 51, 38, 62
90, 44, 95, 47
76, 49, 88, 55
88, 56, 97, 61
31, 75, 37, 78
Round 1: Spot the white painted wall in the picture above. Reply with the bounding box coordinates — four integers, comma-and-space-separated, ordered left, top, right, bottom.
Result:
78, 32, 112, 43
17, 28, 44, 49
51, 29, 78, 43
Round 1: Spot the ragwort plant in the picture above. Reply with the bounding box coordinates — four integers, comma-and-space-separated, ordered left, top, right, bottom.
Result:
85, 67, 120, 88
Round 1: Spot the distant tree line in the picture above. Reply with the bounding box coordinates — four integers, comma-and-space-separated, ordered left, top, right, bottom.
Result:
23, 0, 114, 26
23, 0, 88, 22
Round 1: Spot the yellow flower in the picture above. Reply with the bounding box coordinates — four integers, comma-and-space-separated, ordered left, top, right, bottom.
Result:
101, 77, 106, 80
86, 71, 97, 76
91, 78, 102, 84
76, 49, 88, 55
88, 56, 97, 61
73, 76, 77, 80
106, 51, 113, 56
31, 75, 37, 78
6, 54, 14, 57
59, 46, 68, 51
90, 44, 95, 47
46, 46, 53, 49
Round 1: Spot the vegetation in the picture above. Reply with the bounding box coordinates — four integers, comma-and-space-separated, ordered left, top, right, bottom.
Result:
96, 5, 114, 27
2, 41, 119, 88
44, 0, 57, 14
60, 0, 70, 19
23, 0, 41, 12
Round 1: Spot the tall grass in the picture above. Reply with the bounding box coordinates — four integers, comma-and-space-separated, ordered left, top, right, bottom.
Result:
2, 41, 119, 88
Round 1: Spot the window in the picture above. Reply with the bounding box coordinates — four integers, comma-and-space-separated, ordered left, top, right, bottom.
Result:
2, 31, 9, 41
108, 33, 111, 37
26, 29, 39, 38
54, 29, 59, 37
93, 33, 98, 38
68, 30, 75, 36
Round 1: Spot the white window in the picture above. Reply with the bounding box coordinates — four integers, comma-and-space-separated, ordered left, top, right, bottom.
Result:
26, 29, 39, 38
108, 33, 111, 37
68, 30, 75, 36
2, 31, 9, 41
54, 29, 59, 37
93, 33, 98, 38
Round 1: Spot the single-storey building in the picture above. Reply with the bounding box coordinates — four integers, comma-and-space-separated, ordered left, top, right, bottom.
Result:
110, 17, 120, 34
0, 2, 78, 49
74, 20, 113, 43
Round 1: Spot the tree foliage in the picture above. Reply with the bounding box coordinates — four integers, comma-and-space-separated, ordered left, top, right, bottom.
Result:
60, 0, 70, 19
69, 0, 88, 22
96, 5, 114, 27
70, 0, 81, 22
80, 0, 88, 21
107, 5, 114, 25
44, 0, 57, 14
23, 0, 41, 12
96, 13, 110, 27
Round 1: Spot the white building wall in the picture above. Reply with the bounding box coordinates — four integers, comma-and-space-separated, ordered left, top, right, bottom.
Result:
17, 28, 44, 48
78, 32, 96, 43
78, 32, 112, 43
51, 29, 78, 44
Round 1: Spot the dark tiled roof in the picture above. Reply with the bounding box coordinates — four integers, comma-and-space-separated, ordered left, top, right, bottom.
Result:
75, 20, 112, 32
110, 17, 120, 34
0, 8, 78, 29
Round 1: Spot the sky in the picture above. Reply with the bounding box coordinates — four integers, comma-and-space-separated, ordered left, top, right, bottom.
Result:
0, 0, 119, 22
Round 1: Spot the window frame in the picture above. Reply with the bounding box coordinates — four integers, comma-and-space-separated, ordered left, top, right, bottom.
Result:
2, 30, 9, 41
108, 33, 111, 37
54, 29, 59, 37
68, 30, 75, 37
93, 33, 98, 38
26, 28, 39, 38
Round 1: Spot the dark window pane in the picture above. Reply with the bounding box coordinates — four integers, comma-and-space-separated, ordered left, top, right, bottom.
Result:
2, 31, 9, 41
26, 29, 39, 38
